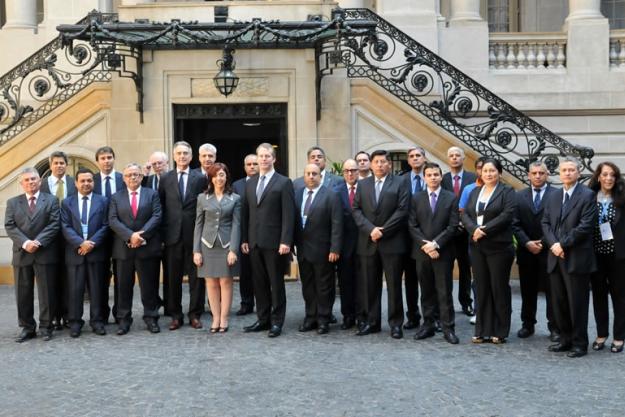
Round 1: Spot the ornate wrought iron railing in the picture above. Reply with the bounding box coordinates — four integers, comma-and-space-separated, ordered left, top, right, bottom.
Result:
320, 8, 594, 183
0, 12, 139, 145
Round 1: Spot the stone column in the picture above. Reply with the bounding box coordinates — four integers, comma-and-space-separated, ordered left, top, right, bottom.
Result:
450, 0, 482, 22
98, 0, 114, 13
566, 0, 604, 21
2, 0, 38, 30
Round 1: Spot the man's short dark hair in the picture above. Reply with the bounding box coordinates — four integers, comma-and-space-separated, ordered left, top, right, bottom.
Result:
370, 149, 389, 161
95, 146, 115, 161
423, 162, 442, 176
355, 151, 370, 160
49, 151, 68, 164
75, 167, 94, 180
306, 146, 326, 159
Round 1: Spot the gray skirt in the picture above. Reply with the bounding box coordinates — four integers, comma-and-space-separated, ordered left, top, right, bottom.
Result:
197, 244, 240, 278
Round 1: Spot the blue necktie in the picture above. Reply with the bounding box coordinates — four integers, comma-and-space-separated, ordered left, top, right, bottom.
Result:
81, 196, 88, 225
178, 172, 186, 201
413, 176, 421, 194
533, 188, 541, 211
104, 176, 111, 198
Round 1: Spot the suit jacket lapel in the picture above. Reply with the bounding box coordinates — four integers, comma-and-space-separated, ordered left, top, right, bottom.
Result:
561, 185, 582, 221
376, 175, 392, 209
307, 187, 325, 220
31, 193, 47, 221
70, 196, 81, 224
258, 173, 278, 206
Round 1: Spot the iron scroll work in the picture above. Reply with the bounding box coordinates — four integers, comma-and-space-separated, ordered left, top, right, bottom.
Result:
2, 8, 594, 183
318, 9, 595, 183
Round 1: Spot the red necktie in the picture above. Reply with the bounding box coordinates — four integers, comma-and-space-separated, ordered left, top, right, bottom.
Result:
29, 196, 36, 213
348, 186, 355, 208
453, 175, 460, 197
131, 191, 138, 218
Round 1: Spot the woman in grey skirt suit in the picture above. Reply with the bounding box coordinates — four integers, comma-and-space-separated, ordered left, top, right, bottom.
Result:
193, 163, 241, 333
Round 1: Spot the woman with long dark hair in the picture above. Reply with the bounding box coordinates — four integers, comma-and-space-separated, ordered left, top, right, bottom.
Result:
588, 162, 625, 353
461, 158, 517, 344
193, 162, 241, 333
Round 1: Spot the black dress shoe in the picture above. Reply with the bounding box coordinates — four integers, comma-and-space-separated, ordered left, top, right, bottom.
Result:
356, 324, 380, 336
236, 307, 253, 316
268, 325, 282, 338
462, 305, 475, 317
317, 324, 329, 335
390, 326, 403, 339
147, 322, 160, 334
15, 329, 36, 343
403, 319, 420, 330
244, 321, 270, 332
567, 347, 587, 358
517, 326, 535, 338
40, 329, 53, 341
443, 331, 460, 344
116, 326, 129, 336
357, 320, 367, 332
414, 326, 436, 340
341, 317, 355, 330
52, 321, 63, 331
434, 321, 442, 333
329, 314, 338, 324
549, 331, 561, 343
70, 327, 81, 338
548, 342, 572, 352
298, 322, 318, 332
93, 326, 106, 336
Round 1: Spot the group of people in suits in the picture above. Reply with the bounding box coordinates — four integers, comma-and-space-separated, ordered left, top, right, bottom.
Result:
6, 142, 625, 357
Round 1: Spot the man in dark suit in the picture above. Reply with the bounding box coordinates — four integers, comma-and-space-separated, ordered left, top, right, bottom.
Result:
109, 163, 163, 335
292, 146, 343, 190
355, 151, 372, 180
40, 151, 77, 330
512, 161, 559, 341
400, 146, 426, 330
241, 142, 295, 338
5, 167, 61, 342
442, 146, 477, 317
542, 157, 597, 358
159, 141, 207, 330
92, 146, 126, 324
334, 158, 361, 329
232, 154, 258, 316
295, 164, 343, 334
352, 149, 409, 339
409, 162, 460, 344
142, 150, 170, 315
194, 143, 217, 178
60, 168, 110, 337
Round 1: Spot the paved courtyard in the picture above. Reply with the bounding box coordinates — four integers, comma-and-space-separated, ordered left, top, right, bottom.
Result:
0, 280, 622, 417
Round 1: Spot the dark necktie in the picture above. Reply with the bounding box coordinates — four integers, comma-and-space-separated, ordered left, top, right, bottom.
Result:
303, 190, 313, 216
153, 175, 159, 190
561, 191, 570, 215
453, 175, 461, 197
29, 196, 36, 213
533, 188, 541, 211
413, 176, 421, 194
81, 196, 88, 224
178, 172, 186, 201
430, 192, 437, 213
375, 180, 383, 204
348, 186, 355, 208
104, 176, 111, 198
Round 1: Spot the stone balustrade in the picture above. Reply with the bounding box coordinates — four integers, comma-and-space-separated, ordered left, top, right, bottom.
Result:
609, 31, 625, 68
489, 33, 567, 70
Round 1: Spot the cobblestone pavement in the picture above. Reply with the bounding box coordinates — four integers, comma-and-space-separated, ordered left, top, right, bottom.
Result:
0, 280, 622, 417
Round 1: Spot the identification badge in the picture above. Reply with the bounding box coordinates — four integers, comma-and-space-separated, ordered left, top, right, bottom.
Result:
599, 222, 613, 241
477, 215, 484, 226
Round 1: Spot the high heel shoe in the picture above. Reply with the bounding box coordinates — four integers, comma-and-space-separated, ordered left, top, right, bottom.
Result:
611, 341, 624, 353
209, 327, 219, 334
471, 336, 485, 344
219, 326, 229, 333
592, 339, 606, 351
491, 337, 506, 344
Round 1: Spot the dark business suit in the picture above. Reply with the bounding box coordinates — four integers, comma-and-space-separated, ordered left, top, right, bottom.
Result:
400, 172, 423, 325
5, 192, 61, 332
295, 186, 343, 326
409, 189, 459, 332
233, 177, 255, 312
241, 171, 295, 327
352, 174, 409, 329
462, 183, 516, 339
61, 193, 109, 330
93, 171, 126, 322
512, 185, 558, 332
41, 175, 77, 326
591, 198, 625, 341
335, 182, 361, 323
442, 170, 477, 311
109, 187, 162, 327
542, 183, 597, 351
142, 172, 169, 314
159, 169, 207, 323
